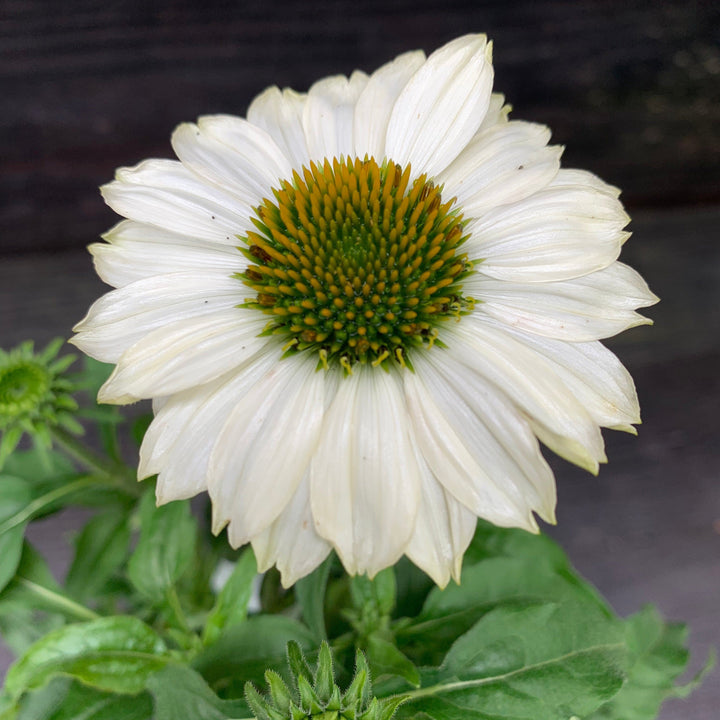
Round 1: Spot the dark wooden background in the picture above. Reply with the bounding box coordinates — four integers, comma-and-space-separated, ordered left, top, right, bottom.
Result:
2, 0, 719, 255
1, 2, 719, 718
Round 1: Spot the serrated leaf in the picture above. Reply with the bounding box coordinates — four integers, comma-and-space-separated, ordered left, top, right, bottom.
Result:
193, 615, 316, 694
15, 678, 153, 720
147, 665, 250, 720
396, 602, 626, 720
203, 548, 257, 646
588, 606, 710, 719
65, 511, 131, 602
4, 616, 171, 700
127, 492, 196, 602
366, 635, 420, 688
295, 555, 333, 642
0, 476, 32, 592
399, 554, 612, 665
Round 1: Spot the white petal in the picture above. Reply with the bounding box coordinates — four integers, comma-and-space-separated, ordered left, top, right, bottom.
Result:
102, 159, 255, 242
407, 356, 554, 528
444, 317, 607, 473
477, 92, 510, 133
141, 348, 278, 500
468, 262, 658, 341
302, 71, 369, 161
491, 323, 642, 431
385, 34, 494, 178
311, 365, 421, 577
247, 86, 311, 169
72, 270, 244, 362
552, 168, 622, 198
252, 475, 332, 588
465, 169, 630, 282
90, 221, 243, 288
440, 120, 562, 213
404, 449, 477, 587
97, 310, 268, 403
353, 50, 425, 161
140, 387, 209, 484
171, 117, 292, 202
208, 354, 326, 544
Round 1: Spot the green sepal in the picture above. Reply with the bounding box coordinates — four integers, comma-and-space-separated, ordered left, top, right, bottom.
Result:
287, 640, 314, 686
296, 673, 321, 714
371, 694, 410, 720
343, 650, 371, 709
245, 682, 277, 720
314, 642, 335, 703
265, 669, 294, 712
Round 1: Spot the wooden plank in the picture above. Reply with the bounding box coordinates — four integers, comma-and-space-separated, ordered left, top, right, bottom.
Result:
1, 0, 719, 253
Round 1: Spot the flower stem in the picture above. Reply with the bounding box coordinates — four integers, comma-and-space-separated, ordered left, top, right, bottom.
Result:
17, 578, 100, 621
51, 426, 124, 479
0, 476, 99, 535
166, 585, 191, 634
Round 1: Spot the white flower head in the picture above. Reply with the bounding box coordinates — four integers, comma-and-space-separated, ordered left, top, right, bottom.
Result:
73, 35, 657, 588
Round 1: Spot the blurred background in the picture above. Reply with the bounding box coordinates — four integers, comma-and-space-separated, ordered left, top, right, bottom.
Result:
1, 2, 718, 717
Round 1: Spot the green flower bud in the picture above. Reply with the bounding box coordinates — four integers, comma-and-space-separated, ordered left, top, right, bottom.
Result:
0, 339, 81, 468
245, 641, 407, 720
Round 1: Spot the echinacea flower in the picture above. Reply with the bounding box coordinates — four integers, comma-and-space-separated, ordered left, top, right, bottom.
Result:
72, 35, 657, 587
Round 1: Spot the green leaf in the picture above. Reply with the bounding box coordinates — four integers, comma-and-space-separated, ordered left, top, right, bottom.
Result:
366, 634, 420, 688
14, 678, 153, 720
203, 548, 258, 646
193, 615, 316, 694
399, 554, 612, 664
0, 472, 124, 543
4, 616, 171, 700
0, 542, 96, 623
466, 521, 611, 612
465, 519, 570, 568
78, 357, 114, 395
127, 492, 197, 602
78, 357, 123, 460
147, 665, 250, 720
11, 677, 69, 720
0, 544, 70, 654
65, 511, 131, 602
393, 557, 435, 620
589, 606, 711, 719
1, 449, 75, 487
0, 448, 117, 526
396, 601, 626, 720
130, 414, 153, 447
0, 600, 65, 658
0, 476, 32, 592
295, 554, 333, 641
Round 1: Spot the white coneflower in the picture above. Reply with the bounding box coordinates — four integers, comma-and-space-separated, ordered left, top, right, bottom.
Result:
73, 35, 657, 587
